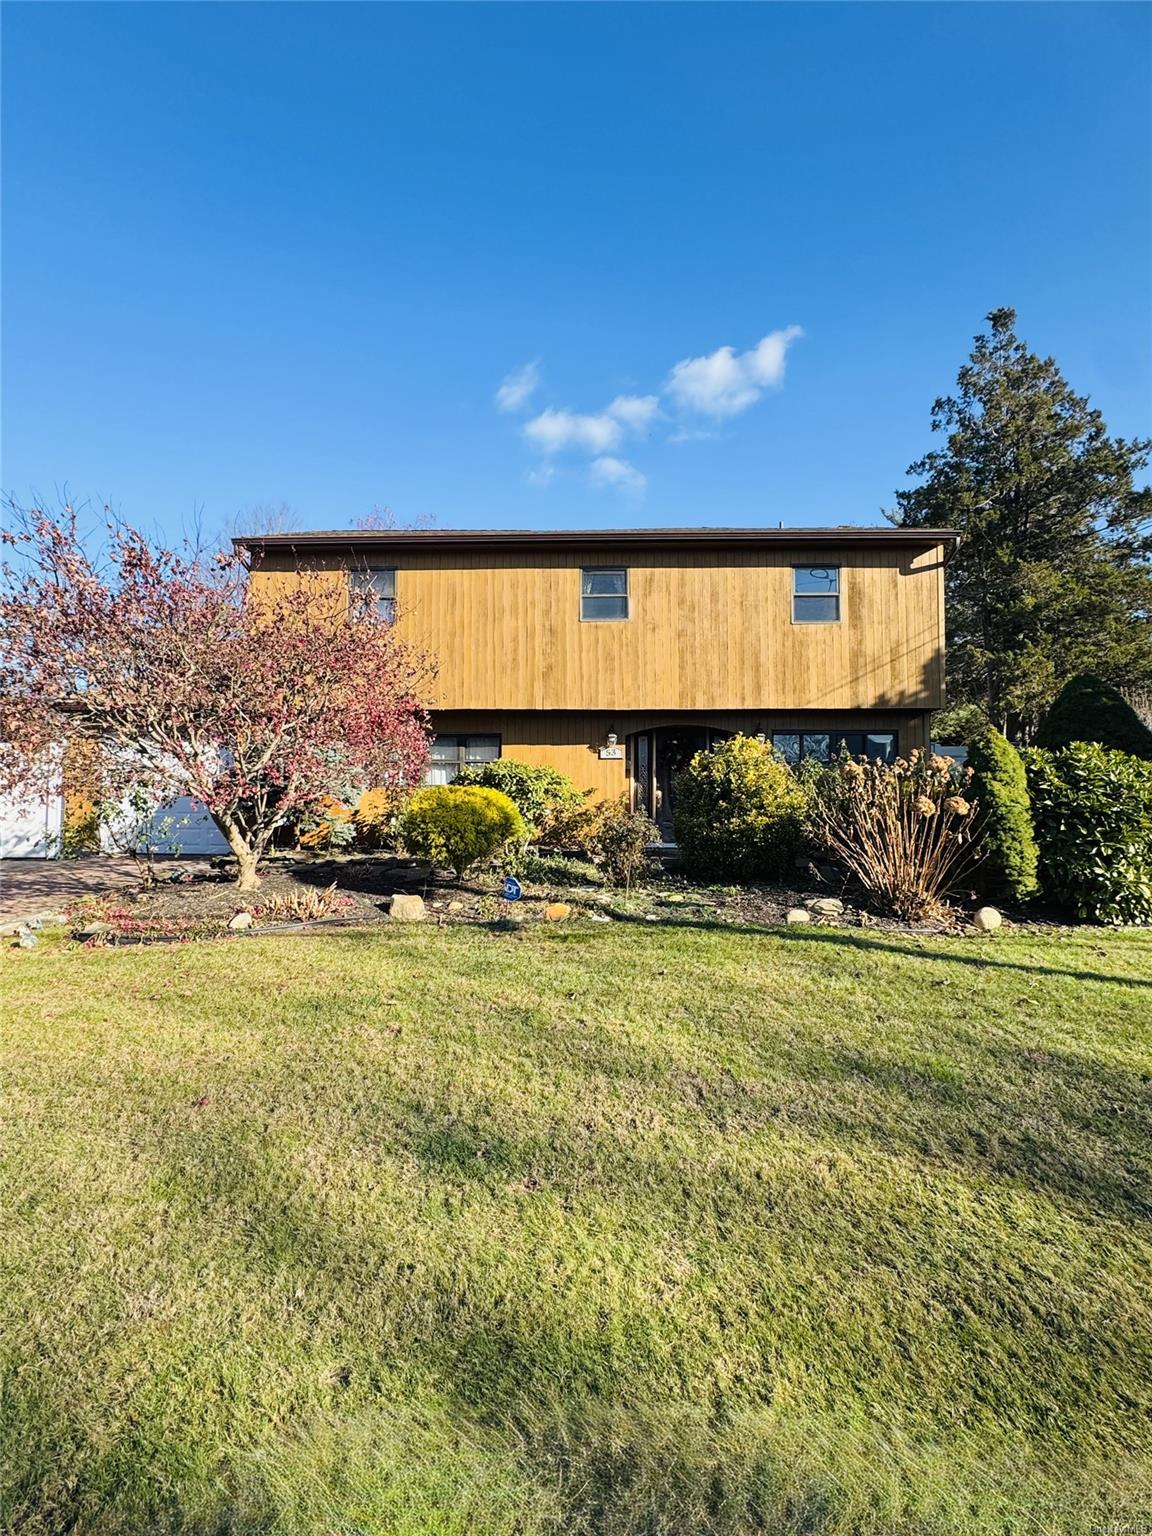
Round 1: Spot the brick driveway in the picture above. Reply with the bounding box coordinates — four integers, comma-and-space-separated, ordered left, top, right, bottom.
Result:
0, 857, 210, 922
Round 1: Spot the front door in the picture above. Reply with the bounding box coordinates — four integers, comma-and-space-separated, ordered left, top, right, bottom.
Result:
632, 727, 724, 840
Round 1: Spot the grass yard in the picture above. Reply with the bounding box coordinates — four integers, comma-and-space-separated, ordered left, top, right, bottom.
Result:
2, 920, 1150, 1536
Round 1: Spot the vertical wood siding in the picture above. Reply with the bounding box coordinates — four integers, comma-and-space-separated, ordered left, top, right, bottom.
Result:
431, 709, 932, 800
251, 543, 947, 713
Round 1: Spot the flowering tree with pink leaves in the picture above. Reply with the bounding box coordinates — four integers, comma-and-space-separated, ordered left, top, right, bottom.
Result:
0, 503, 433, 889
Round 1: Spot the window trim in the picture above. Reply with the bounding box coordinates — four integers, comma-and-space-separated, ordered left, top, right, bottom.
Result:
349, 564, 397, 623
424, 734, 502, 784
771, 729, 897, 766
580, 566, 630, 623
791, 564, 841, 624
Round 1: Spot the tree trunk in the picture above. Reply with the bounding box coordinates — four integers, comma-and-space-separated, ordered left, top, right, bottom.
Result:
233, 847, 261, 892
216, 818, 262, 890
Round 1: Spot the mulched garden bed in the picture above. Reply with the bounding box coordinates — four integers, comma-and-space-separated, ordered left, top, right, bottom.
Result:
49, 850, 1058, 947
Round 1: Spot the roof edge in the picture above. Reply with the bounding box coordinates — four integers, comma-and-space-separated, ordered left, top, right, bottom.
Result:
234, 526, 961, 551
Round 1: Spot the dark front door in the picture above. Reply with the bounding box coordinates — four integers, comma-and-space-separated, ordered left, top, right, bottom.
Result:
633, 727, 724, 840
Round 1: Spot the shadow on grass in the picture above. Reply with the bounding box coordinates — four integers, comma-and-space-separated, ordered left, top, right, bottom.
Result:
14, 1048, 1139, 1536
10, 922, 1150, 1536
587, 910, 1152, 991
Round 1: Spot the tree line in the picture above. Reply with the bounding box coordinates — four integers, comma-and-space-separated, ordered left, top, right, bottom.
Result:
889, 307, 1151, 743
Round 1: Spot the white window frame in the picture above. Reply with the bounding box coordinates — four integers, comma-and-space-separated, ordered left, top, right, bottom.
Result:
580, 567, 630, 623
424, 734, 501, 785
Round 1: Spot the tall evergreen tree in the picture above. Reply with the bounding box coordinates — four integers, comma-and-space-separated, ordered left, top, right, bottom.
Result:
890, 309, 1152, 742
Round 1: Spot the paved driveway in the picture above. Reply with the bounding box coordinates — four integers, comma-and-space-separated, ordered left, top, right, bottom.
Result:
0, 858, 210, 922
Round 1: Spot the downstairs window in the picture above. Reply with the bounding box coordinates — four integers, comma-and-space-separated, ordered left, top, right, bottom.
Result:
772, 730, 896, 765
424, 735, 500, 785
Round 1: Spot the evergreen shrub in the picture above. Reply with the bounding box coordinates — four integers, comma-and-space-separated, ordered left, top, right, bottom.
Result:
400, 786, 526, 879
1024, 744, 1152, 925
966, 727, 1039, 901
673, 735, 809, 881
1036, 675, 1152, 760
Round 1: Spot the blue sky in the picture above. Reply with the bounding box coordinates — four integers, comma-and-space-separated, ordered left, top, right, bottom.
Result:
2, 2, 1149, 543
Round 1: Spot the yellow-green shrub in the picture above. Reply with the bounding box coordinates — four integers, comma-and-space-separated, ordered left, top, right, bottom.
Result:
400, 786, 526, 879
673, 735, 809, 881
453, 759, 584, 840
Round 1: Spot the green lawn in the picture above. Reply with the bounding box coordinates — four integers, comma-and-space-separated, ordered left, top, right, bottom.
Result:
2, 920, 1150, 1535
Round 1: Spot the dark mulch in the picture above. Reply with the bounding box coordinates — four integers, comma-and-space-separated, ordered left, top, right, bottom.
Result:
59, 851, 1053, 944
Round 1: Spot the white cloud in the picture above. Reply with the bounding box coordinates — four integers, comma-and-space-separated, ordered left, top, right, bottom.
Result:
507, 326, 802, 490
522, 408, 623, 455
607, 393, 661, 430
589, 456, 647, 496
667, 424, 722, 445
495, 361, 540, 414
664, 326, 804, 418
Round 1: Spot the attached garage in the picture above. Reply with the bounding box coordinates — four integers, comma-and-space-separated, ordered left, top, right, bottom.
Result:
0, 785, 63, 859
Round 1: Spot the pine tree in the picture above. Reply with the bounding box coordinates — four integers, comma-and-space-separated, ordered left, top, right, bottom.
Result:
890, 309, 1152, 742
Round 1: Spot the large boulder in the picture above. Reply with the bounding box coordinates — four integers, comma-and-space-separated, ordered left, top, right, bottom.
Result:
388, 894, 426, 922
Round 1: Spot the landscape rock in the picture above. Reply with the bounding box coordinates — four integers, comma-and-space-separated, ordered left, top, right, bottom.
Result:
804, 896, 845, 916
228, 911, 254, 931
388, 894, 426, 922
447, 900, 465, 913
17, 930, 39, 949
73, 922, 111, 941
785, 908, 812, 925
544, 902, 572, 921
972, 905, 1003, 933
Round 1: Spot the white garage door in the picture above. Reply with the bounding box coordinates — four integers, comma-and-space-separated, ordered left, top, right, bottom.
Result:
99, 795, 230, 858
148, 797, 230, 856
0, 786, 64, 858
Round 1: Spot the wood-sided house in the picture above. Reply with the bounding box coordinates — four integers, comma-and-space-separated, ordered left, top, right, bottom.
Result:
238, 526, 957, 839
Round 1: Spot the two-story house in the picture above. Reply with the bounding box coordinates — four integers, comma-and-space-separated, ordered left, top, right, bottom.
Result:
238, 526, 957, 837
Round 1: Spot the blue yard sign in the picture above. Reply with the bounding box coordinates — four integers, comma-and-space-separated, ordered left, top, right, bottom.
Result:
502, 876, 522, 902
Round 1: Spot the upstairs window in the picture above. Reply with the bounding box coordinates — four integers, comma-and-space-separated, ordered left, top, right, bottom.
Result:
793, 565, 840, 623
581, 567, 629, 622
350, 566, 396, 623
424, 734, 500, 786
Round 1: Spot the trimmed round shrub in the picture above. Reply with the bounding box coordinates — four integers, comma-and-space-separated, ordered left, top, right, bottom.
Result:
453, 758, 584, 840
1036, 674, 1152, 760
673, 735, 809, 881
1024, 743, 1152, 925
966, 727, 1039, 902
399, 785, 526, 879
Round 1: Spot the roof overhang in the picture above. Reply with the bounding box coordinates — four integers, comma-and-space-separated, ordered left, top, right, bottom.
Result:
234, 526, 961, 556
